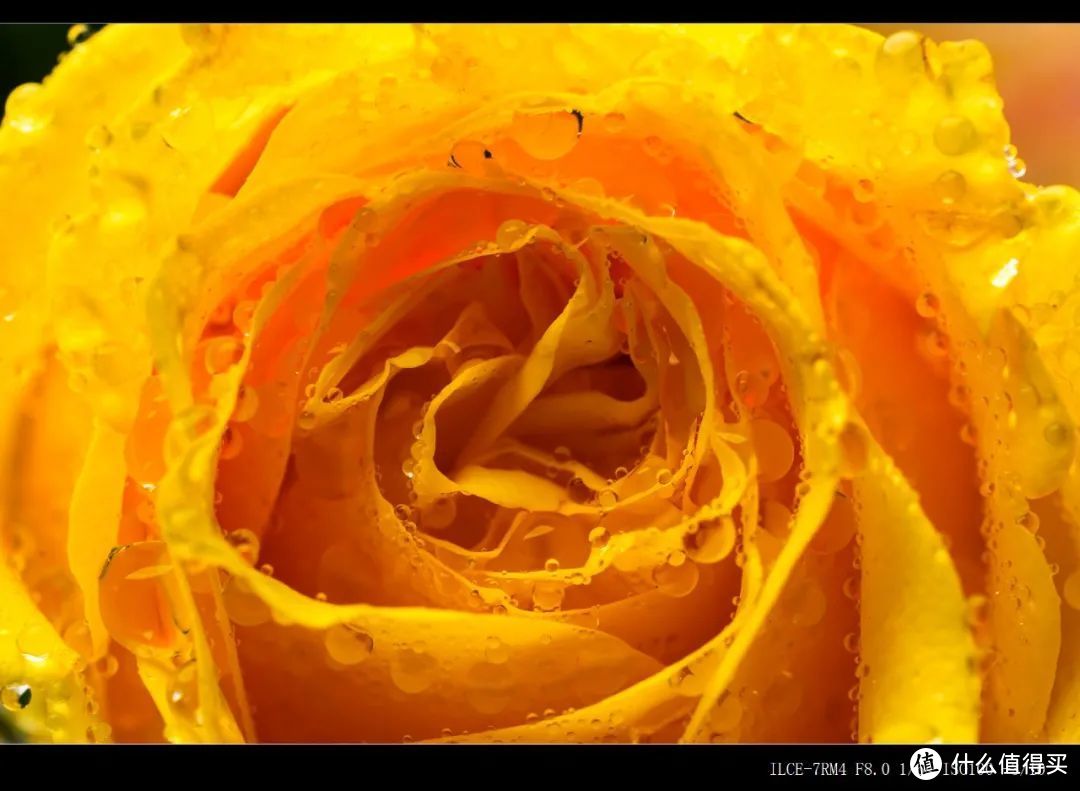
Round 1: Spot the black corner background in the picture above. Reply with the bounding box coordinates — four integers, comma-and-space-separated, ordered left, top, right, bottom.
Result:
0, 24, 107, 101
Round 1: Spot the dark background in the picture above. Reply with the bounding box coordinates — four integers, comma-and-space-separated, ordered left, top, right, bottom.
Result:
0, 24, 103, 100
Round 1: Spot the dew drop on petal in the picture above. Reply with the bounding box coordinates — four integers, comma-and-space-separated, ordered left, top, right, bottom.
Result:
17, 623, 51, 664
484, 636, 510, 664
708, 693, 743, 734
324, 624, 375, 665
509, 109, 581, 159
495, 219, 529, 248
1063, 570, 1080, 611
1044, 422, 1071, 447
751, 419, 795, 482
204, 337, 243, 376
567, 476, 591, 504
933, 116, 978, 157
166, 663, 199, 716
85, 124, 113, 152
219, 426, 243, 460
588, 526, 610, 548
4, 83, 48, 134
390, 647, 438, 694
161, 102, 214, 152
232, 301, 256, 334
66, 23, 90, 46
1, 684, 32, 712
684, 517, 736, 564
915, 291, 940, 318
596, 488, 618, 509
233, 385, 259, 422
933, 170, 967, 205
653, 559, 700, 598
532, 581, 566, 611
224, 528, 260, 566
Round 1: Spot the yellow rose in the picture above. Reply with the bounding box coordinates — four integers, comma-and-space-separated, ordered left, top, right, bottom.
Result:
1, 23, 1078, 744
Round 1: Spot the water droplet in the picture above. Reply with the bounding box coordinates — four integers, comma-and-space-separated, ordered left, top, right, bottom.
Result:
233, 385, 259, 422
225, 528, 260, 566
532, 581, 565, 611
667, 549, 687, 567
751, 418, 795, 482
852, 178, 875, 203
510, 109, 581, 160
915, 291, 940, 318
232, 301, 256, 334
4, 83, 48, 134
297, 410, 317, 431
684, 517, 736, 564
655, 468, 673, 487
203, 336, 243, 375
544, 558, 560, 573
219, 426, 243, 460
390, 647, 438, 694
166, 662, 198, 717
96, 653, 120, 679
1017, 511, 1040, 534
653, 559, 700, 597
602, 112, 627, 133
842, 575, 859, 600
17, 623, 50, 663
484, 635, 510, 664
596, 488, 618, 509
1063, 570, 1080, 611
933, 170, 967, 205
67, 24, 90, 46
1, 684, 31, 712
567, 476, 591, 504
553, 446, 572, 462
708, 693, 743, 734
447, 139, 492, 174
324, 624, 375, 665
933, 116, 978, 157
643, 135, 672, 162
1044, 422, 1071, 447
85, 124, 113, 152
965, 595, 988, 628
161, 102, 214, 152
878, 31, 924, 74
180, 23, 225, 55
61, 620, 93, 659
588, 526, 610, 548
